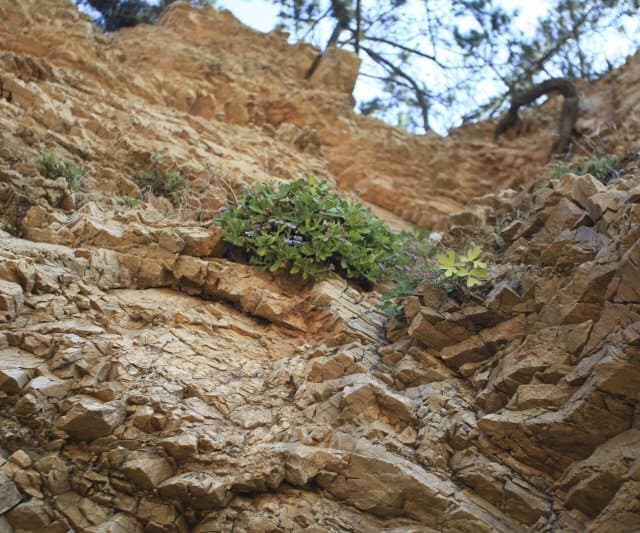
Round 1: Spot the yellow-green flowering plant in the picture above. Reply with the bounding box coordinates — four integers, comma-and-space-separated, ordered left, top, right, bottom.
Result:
436, 245, 488, 288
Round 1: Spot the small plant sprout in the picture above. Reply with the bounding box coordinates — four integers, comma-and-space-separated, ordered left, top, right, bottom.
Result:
553, 154, 619, 181
135, 152, 187, 205
379, 278, 420, 316
120, 196, 142, 208
41, 153, 86, 190
436, 245, 488, 288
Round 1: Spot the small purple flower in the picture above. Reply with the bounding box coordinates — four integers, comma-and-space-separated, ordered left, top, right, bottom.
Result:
274, 219, 284, 225
244, 231, 255, 237
253, 222, 262, 228
293, 235, 303, 242
286, 222, 297, 230
217, 206, 227, 212
239, 188, 248, 194
404, 265, 411, 272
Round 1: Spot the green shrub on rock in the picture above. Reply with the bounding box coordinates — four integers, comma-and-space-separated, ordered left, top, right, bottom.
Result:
215, 177, 403, 284
553, 154, 619, 181
135, 152, 186, 205
41, 153, 85, 190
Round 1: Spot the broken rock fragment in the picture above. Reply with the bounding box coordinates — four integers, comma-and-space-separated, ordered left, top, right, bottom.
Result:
56, 395, 125, 441
0, 279, 23, 321
120, 453, 175, 490
158, 472, 232, 510
0, 472, 22, 513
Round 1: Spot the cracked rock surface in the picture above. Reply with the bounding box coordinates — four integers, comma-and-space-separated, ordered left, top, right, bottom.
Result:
1, 0, 640, 531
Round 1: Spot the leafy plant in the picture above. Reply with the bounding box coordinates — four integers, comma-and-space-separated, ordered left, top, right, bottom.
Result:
41, 153, 85, 190
379, 278, 420, 316
436, 245, 488, 288
378, 228, 441, 315
135, 152, 186, 205
215, 177, 403, 284
553, 155, 619, 181
120, 195, 141, 208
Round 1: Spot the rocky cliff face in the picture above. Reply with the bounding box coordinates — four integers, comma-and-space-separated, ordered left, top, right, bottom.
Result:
1, 0, 639, 531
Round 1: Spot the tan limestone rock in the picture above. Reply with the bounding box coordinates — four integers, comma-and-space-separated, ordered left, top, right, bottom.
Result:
34, 455, 70, 496
158, 472, 232, 509
0, 279, 23, 321
507, 383, 573, 410
440, 315, 526, 369
56, 395, 125, 441
308, 46, 360, 96
120, 453, 175, 490
408, 309, 473, 350
54, 491, 110, 530
570, 173, 606, 209
587, 190, 627, 220
160, 433, 199, 461
0, 472, 22, 513
557, 429, 640, 518
24, 375, 73, 399
8, 450, 31, 469
451, 449, 551, 525
87, 513, 144, 533
0, 367, 32, 394
485, 281, 522, 312
6, 499, 52, 531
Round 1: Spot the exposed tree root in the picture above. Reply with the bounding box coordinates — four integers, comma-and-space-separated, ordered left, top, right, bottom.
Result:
495, 78, 579, 155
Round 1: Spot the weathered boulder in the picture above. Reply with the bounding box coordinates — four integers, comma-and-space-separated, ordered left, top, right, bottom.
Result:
160, 433, 199, 461
87, 513, 145, 533
556, 429, 640, 518
0, 472, 22, 513
158, 472, 232, 509
478, 386, 633, 476
25, 375, 73, 399
119, 453, 175, 490
439, 315, 525, 369
0, 367, 32, 394
0, 279, 23, 321
451, 449, 551, 525
34, 455, 70, 495
54, 492, 110, 530
56, 396, 125, 441
507, 383, 572, 410
5, 499, 52, 530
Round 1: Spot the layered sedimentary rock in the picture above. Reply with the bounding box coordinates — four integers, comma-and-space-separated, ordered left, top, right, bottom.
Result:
1, 0, 640, 531
2, 0, 639, 230
2, 162, 638, 530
